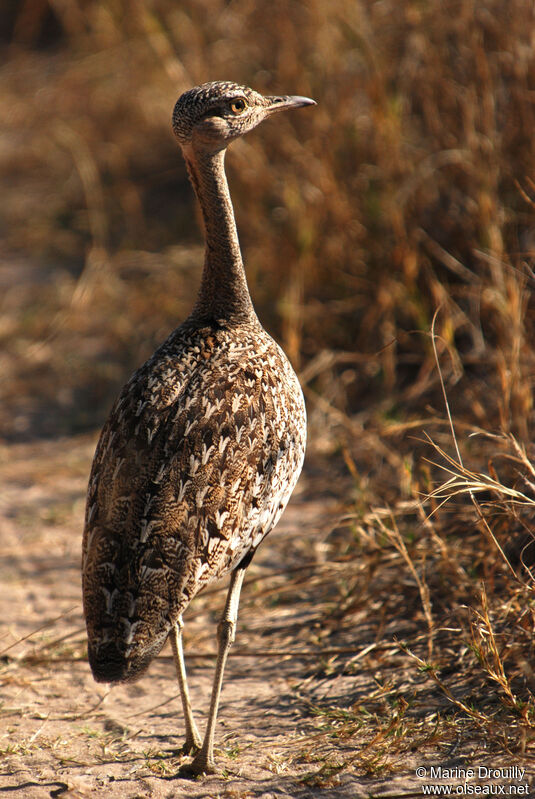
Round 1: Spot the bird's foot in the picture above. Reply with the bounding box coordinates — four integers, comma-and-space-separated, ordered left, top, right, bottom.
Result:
178, 750, 216, 777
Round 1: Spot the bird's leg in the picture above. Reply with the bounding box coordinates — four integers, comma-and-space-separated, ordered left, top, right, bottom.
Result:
183, 565, 247, 775
170, 617, 202, 753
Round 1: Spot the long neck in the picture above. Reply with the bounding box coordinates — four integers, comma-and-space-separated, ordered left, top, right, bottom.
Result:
184, 146, 256, 324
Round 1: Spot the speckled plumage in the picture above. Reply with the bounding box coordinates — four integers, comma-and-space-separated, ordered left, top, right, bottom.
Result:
82, 318, 305, 680
81, 81, 314, 773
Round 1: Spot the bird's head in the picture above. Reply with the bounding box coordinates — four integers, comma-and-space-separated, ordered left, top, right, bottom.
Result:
172, 81, 315, 153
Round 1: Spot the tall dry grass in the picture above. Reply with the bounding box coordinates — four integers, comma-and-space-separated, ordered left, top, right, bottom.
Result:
1, 0, 534, 437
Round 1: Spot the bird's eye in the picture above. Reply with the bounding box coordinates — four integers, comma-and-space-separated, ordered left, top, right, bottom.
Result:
229, 98, 247, 115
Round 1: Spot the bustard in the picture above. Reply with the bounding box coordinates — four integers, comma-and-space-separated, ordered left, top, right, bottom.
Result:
82, 81, 315, 775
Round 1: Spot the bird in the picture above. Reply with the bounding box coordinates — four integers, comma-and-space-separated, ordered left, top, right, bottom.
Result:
81, 80, 315, 775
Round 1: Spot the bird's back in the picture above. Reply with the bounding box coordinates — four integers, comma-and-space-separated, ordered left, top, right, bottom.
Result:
82, 317, 306, 683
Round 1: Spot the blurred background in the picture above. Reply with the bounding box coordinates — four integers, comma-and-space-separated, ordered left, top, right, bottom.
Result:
2, 0, 535, 762
2, 0, 534, 449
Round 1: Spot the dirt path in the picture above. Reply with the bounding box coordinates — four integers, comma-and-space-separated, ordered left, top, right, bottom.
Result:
0, 436, 367, 798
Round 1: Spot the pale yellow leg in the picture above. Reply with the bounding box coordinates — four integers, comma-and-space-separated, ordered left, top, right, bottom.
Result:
170, 617, 202, 752
183, 566, 246, 775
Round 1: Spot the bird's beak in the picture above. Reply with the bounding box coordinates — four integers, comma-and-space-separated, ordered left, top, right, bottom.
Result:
266, 95, 317, 114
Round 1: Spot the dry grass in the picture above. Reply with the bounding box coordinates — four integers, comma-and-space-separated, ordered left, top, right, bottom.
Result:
1, 0, 535, 786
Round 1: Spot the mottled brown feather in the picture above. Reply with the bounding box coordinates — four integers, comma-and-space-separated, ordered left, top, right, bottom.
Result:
82, 319, 306, 681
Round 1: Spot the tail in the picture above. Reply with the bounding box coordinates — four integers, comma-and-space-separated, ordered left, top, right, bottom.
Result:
87, 627, 169, 684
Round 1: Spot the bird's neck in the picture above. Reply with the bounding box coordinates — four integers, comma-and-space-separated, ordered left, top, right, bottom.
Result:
184, 146, 256, 324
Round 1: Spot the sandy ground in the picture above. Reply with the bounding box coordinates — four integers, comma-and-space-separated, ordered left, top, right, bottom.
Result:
1, 436, 532, 798
0, 436, 357, 798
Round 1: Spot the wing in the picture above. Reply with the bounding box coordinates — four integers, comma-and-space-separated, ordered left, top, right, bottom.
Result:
82, 323, 306, 683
